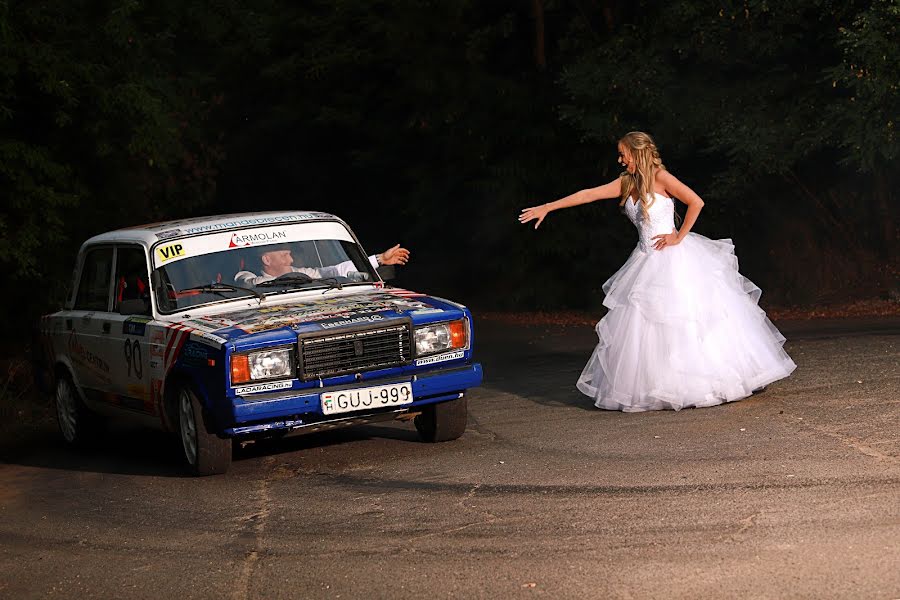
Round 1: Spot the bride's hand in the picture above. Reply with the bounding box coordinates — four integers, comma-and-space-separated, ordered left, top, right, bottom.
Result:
652, 230, 680, 250
519, 204, 549, 229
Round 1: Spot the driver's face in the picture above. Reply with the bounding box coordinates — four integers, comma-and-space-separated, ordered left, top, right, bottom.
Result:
262, 249, 293, 276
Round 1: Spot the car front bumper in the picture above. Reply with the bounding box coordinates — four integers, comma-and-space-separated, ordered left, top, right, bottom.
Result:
222, 363, 483, 436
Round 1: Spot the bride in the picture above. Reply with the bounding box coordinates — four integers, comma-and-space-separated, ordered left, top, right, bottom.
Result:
519, 131, 796, 412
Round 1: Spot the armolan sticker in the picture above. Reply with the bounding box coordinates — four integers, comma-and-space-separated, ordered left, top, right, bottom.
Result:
234, 380, 294, 395
228, 229, 288, 248
415, 350, 465, 366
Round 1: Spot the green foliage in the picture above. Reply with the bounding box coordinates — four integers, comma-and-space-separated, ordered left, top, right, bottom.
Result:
1, 0, 895, 324
557, 0, 897, 301
0, 0, 264, 319
826, 0, 899, 171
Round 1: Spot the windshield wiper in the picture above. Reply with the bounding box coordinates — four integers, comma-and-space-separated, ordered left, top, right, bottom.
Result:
179, 282, 264, 303
256, 273, 314, 288
318, 277, 344, 293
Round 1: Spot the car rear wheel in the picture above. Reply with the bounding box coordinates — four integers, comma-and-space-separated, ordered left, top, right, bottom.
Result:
414, 396, 467, 442
54, 375, 103, 446
177, 385, 232, 476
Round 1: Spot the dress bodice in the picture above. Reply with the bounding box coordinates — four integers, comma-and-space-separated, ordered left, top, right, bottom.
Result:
624, 193, 676, 251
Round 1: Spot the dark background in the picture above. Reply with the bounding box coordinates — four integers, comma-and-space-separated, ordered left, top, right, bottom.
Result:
2, 0, 897, 335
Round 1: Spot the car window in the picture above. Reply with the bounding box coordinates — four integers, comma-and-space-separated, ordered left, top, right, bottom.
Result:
154, 238, 376, 313
74, 247, 114, 311
114, 245, 150, 313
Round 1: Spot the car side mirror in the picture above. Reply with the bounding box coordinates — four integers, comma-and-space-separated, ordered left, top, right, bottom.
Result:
119, 298, 150, 316
376, 265, 396, 281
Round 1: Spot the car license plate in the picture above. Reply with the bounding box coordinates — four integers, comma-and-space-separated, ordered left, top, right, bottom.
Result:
321, 382, 413, 415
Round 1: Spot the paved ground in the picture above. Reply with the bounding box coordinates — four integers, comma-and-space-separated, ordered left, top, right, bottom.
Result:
0, 318, 898, 599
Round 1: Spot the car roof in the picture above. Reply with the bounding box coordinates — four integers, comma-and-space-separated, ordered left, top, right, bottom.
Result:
82, 211, 344, 247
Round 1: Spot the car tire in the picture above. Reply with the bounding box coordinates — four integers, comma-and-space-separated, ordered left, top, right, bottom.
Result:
414, 396, 467, 442
177, 384, 232, 476
54, 374, 104, 446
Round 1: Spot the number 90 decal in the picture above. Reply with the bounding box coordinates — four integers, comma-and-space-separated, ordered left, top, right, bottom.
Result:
124, 339, 143, 379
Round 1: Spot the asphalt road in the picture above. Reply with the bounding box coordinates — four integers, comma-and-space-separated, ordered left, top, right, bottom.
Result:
1, 318, 898, 599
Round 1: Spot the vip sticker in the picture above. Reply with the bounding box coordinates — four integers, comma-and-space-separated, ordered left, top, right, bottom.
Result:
156, 243, 186, 263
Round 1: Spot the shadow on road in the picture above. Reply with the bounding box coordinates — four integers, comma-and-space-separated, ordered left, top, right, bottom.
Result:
474, 321, 598, 411
0, 419, 427, 477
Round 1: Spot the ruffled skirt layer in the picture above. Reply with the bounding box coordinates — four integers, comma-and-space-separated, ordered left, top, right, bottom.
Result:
576, 233, 796, 412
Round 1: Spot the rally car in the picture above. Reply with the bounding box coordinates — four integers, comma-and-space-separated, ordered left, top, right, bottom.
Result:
38, 211, 483, 475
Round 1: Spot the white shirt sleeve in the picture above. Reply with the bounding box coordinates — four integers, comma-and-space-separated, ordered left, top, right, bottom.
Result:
234, 270, 271, 286
317, 256, 378, 278
237, 258, 377, 284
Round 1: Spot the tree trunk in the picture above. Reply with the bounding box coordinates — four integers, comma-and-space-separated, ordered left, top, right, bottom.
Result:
532, 0, 546, 70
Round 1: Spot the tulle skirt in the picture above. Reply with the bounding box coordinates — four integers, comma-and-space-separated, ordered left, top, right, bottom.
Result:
577, 233, 796, 412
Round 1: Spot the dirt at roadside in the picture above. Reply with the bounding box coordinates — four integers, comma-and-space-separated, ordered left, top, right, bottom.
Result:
477, 298, 900, 327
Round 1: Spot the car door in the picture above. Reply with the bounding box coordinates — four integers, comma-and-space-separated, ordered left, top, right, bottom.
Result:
106, 244, 156, 414
66, 246, 116, 405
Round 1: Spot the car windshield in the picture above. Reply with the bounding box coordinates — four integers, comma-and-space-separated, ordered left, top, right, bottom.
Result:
152, 222, 378, 313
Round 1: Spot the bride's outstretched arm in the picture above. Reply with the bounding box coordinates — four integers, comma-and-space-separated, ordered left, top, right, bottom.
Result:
652, 170, 705, 250
519, 178, 622, 229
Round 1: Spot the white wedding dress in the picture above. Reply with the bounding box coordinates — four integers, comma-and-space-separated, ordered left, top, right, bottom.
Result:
577, 193, 796, 411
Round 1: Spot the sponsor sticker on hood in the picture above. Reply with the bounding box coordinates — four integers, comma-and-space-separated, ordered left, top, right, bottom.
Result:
208, 293, 433, 335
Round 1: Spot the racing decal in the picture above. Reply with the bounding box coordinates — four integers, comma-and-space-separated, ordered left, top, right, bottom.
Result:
152, 222, 354, 268
126, 383, 147, 400
215, 293, 432, 335
415, 350, 465, 366
155, 228, 183, 240
123, 339, 143, 379
180, 342, 212, 367
385, 288, 426, 298
122, 317, 151, 337
150, 378, 164, 415
182, 317, 238, 331
320, 315, 384, 329
67, 329, 111, 380
150, 328, 166, 358
180, 317, 232, 347
234, 380, 293, 395
228, 229, 288, 248
190, 331, 228, 348
181, 213, 332, 234
411, 308, 445, 315
156, 243, 186, 263
164, 325, 194, 371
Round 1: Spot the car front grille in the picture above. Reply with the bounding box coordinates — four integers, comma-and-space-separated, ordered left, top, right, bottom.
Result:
298, 322, 411, 380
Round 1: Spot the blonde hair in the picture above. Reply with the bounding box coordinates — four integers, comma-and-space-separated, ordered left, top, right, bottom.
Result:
618, 131, 666, 220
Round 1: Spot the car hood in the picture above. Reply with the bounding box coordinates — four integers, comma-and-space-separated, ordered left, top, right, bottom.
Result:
172, 289, 465, 347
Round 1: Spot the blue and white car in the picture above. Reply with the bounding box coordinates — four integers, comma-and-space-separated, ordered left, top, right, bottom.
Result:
38, 211, 483, 475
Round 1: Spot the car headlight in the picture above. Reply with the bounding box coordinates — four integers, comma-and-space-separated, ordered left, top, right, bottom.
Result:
231, 347, 295, 384
414, 319, 468, 357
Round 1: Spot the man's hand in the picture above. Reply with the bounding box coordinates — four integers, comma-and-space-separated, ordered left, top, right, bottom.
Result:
379, 244, 410, 266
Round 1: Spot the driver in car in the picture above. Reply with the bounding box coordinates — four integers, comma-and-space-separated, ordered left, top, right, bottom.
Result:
234, 243, 410, 286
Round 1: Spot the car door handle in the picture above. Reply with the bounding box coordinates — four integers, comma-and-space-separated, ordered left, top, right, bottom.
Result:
102, 322, 111, 334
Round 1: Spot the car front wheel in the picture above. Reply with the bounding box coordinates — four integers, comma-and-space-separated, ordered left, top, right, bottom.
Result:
177, 385, 232, 476
414, 396, 467, 442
